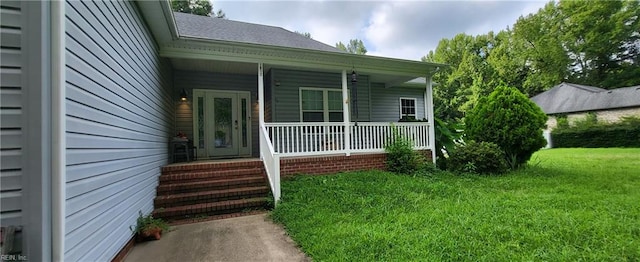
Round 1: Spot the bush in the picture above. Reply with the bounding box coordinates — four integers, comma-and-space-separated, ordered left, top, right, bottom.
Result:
552, 116, 640, 148
447, 141, 508, 174
465, 85, 547, 169
384, 127, 424, 174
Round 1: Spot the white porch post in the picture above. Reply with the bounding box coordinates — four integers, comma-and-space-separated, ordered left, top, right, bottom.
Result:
52, 1, 66, 261
258, 62, 265, 158
258, 63, 264, 124
425, 75, 436, 164
342, 70, 351, 156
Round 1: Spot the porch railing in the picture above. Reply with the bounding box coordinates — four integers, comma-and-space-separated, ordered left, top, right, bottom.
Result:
259, 124, 280, 203
264, 122, 430, 157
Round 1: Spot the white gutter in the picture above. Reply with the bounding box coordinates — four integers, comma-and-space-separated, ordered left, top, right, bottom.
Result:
51, 1, 66, 261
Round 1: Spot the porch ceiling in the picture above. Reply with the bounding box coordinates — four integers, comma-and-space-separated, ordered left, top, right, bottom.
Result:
170, 58, 421, 86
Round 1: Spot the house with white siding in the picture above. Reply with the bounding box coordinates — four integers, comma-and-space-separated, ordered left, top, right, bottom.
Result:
0, 1, 443, 261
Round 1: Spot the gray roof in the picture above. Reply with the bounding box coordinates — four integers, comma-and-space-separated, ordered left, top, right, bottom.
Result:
531, 82, 640, 114
173, 12, 343, 53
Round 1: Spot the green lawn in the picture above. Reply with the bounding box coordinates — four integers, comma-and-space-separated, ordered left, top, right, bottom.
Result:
271, 148, 640, 261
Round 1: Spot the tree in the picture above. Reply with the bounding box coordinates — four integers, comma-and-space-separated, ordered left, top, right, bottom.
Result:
423, 33, 501, 120
464, 85, 547, 169
295, 31, 312, 39
423, 0, 639, 122
559, 0, 640, 88
171, 0, 226, 18
511, 2, 569, 95
336, 39, 367, 55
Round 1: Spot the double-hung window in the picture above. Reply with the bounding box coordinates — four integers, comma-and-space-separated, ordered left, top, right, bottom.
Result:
300, 88, 344, 122
399, 98, 417, 118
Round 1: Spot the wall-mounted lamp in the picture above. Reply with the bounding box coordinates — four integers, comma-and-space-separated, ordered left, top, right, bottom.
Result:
180, 89, 188, 101
351, 70, 358, 83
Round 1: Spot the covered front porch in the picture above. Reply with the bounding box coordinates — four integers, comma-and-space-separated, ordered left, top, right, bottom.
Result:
154, 18, 442, 203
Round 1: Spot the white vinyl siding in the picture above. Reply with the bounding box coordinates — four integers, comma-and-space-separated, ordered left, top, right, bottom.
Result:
371, 83, 426, 122
269, 69, 370, 122
64, 1, 173, 261
0, 0, 23, 229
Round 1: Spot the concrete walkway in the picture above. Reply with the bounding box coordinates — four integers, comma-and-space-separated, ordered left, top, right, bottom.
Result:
124, 214, 309, 262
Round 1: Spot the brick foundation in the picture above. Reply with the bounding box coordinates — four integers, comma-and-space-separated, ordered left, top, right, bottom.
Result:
280, 151, 432, 177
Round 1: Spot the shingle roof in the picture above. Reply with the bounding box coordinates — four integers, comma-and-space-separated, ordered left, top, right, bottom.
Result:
531, 82, 640, 114
173, 12, 343, 53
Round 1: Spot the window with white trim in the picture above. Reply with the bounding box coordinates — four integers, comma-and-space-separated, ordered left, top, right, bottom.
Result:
300, 88, 344, 122
399, 98, 417, 118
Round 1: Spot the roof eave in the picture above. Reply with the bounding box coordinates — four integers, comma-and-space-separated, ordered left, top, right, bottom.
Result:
163, 35, 445, 77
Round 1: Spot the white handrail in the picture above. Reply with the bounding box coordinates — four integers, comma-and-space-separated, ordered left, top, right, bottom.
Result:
259, 124, 280, 203
264, 122, 430, 157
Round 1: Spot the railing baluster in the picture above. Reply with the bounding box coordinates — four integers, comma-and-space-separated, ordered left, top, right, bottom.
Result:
263, 122, 429, 156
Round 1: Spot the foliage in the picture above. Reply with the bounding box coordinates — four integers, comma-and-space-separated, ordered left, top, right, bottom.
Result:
272, 148, 640, 261
446, 140, 508, 174
571, 112, 599, 129
465, 85, 547, 169
295, 31, 312, 39
384, 127, 424, 175
555, 115, 570, 129
433, 118, 463, 167
552, 116, 640, 148
335, 39, 367, 55
397, 116, 426, 122
423, 0, 640, 121
171, 0, 226, 18
130, 211, 169, 234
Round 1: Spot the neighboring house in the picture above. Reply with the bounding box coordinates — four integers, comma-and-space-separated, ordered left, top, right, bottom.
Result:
0, 1, 442, 261
531, 82, 640, 130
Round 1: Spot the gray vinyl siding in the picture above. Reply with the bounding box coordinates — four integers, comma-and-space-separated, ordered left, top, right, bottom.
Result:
174, 70, 259, 157
264, 69, 273, 122
370, 82, 426, 122
65, 1, 173, 261
0, 0, 23, 229
270, 68, 370, 122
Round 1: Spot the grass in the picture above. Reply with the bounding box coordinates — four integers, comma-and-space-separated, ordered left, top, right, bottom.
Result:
271, 148, 640, 261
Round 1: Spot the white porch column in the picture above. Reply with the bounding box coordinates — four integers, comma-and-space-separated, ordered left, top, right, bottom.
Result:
52, 1, 66, 261
425, 75, 436, 164
258, 62, 264, 159
342, 70, 351, 156
258, 63, 264, 125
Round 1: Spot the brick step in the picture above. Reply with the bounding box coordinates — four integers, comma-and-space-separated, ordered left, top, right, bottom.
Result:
154, 186, 270, 208
156, 176, 266, 195
159, 167, 265, 184
152, 197, 269, 221
161, 160, 264, 175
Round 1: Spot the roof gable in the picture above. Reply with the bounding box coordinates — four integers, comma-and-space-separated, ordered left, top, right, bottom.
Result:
173, 12, 343, 53
531, 82, 640, 114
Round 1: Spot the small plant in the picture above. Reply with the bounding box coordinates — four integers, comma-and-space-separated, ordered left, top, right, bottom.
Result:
131, 211, 169, 242
446, 140, 508, 174
384, 126, 424, 175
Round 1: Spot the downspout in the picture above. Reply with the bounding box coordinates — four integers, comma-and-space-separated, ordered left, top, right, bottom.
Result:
51, 1, 66, 261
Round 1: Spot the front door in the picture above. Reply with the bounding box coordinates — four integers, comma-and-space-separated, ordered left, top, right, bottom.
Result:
193, 90, 251, 158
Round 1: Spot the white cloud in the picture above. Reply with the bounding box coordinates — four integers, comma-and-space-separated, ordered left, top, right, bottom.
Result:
214, 0, 548, 60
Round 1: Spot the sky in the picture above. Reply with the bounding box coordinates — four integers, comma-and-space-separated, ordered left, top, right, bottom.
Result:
214, 0, 548, 61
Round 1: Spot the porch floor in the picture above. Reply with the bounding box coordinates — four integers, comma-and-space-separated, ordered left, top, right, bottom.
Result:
164, 157, 261, 168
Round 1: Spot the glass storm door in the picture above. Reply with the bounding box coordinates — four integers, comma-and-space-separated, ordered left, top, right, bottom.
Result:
193, 90, 251, 158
